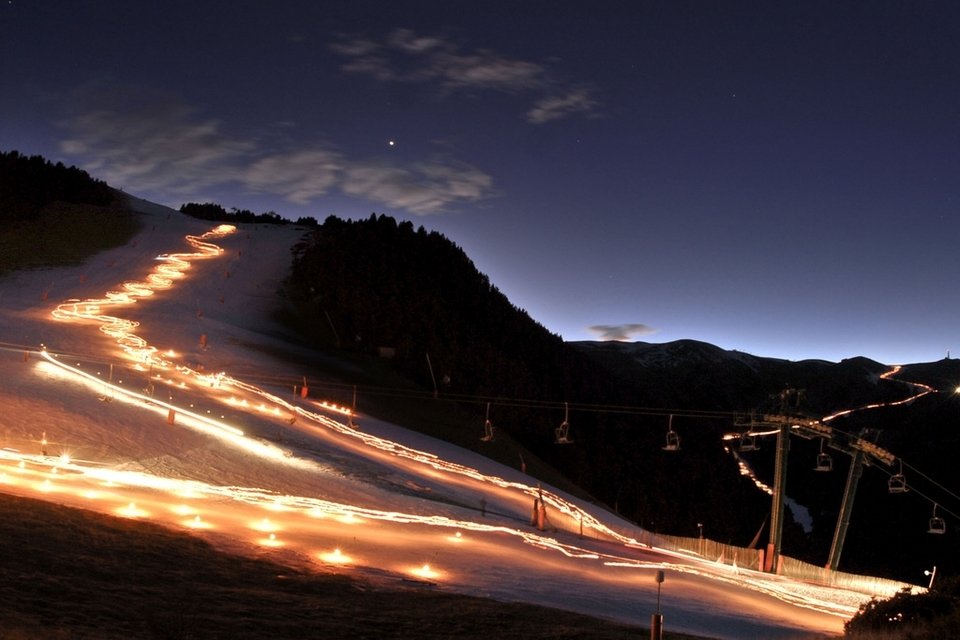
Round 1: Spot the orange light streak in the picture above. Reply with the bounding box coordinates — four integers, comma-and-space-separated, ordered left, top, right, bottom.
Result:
259, 532, 283, 547
50, 225, 235, 368
118, 501, 149, 518
319, 548, 352, 564
409, 563, 441, 580
21, 222, 909, 631
0, 444, 905, 620
823, 365, 935, 422
41, 225, 636, 543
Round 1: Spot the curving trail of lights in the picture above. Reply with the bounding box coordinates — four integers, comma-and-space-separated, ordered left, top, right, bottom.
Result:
822, 365, 936, 422
51, 224, 236, 367
726, 365, 938, 498
10, 222, 913, 632
43, 221, 637, 546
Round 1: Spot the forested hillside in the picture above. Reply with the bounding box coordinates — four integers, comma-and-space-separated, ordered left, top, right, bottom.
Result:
0, 150, 113, 219
279, 214, 960, 583
281, 214, 771, 548
179, 201, 316, 227
0, 150, 137, 274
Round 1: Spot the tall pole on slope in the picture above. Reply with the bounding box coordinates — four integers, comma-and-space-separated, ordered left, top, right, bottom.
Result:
651, 569, 665, 640
425, 353, 438, 399
826, 448, 866, 571
765, 420, 790, 573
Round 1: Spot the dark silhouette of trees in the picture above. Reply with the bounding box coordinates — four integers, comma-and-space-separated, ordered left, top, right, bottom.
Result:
281, 214, 769, 548
0, 150, 136, 274
0, 150, 113, 221
845, 577, 960, 638
179, 202, 317, 227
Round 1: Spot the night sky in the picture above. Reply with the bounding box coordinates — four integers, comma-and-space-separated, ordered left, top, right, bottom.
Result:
3, 1, 958, 364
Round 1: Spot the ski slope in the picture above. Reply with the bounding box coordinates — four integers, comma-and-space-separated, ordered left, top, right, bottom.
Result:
0, 198, 907, 639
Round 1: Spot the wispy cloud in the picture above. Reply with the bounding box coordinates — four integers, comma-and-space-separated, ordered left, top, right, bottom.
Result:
244, 150, 343, 205
342, 159, 492, 215
331, 28, 599, 123
59, 94, 251, 195
527, 88, 599, 124
58, 88, 493, 216
589, 324, 659, 341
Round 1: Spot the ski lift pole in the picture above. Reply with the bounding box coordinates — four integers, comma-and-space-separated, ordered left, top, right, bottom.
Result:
826, 448, 866, 571
425, 353, 438, 399
651, 569, 665, 640
765, 420, 790, 573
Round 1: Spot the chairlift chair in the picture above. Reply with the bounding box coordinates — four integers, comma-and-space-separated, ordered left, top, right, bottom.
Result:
889, 474, 909, 493
739, 433, 758, 452
889, 460, 909, 494
814, 439, 832, 472
663, 415, 680, 451
480, 403, 495, 442
555, 402, 573, 444
815, 452, 833, 472
481, 419, 495, 442
929, 504, 946, 535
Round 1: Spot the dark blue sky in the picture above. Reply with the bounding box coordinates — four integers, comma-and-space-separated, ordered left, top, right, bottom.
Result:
3, 1, 958, 363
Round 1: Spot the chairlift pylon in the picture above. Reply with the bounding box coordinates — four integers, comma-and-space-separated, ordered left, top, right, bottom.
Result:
929, 504, 946, 535
815, 439, 833, 472
480, 402, 495, 442
889, 459, 909, 494
663, 414, 680, 451
555, 402, 573, 444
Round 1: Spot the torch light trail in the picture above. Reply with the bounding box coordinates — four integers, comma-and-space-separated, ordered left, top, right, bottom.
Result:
41, 220, 634, 549
0, 445, 876, 619
723, 364, 937, 497
15, 223, 916, 633
823, 366, 936, 422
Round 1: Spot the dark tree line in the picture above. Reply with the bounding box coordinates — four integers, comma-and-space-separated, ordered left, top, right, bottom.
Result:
180, 202, 318, 227
284, 214, 608, 401
0, 150, 114, 221
844, 576, 960, 638
0, 150, 138, 275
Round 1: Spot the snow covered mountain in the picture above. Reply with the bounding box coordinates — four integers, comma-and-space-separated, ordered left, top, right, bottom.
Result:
0, 196, 914, 638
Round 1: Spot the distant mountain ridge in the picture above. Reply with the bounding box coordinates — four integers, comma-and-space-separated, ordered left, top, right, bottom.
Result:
571, 338, 901, 417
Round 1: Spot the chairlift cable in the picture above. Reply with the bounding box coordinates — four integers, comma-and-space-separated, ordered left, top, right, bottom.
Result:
899, 458, 960, 506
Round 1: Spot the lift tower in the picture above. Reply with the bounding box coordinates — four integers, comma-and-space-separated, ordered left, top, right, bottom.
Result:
748, 414, 895, 573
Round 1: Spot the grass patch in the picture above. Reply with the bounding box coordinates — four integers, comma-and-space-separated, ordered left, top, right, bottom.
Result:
0, 493, 709, 639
